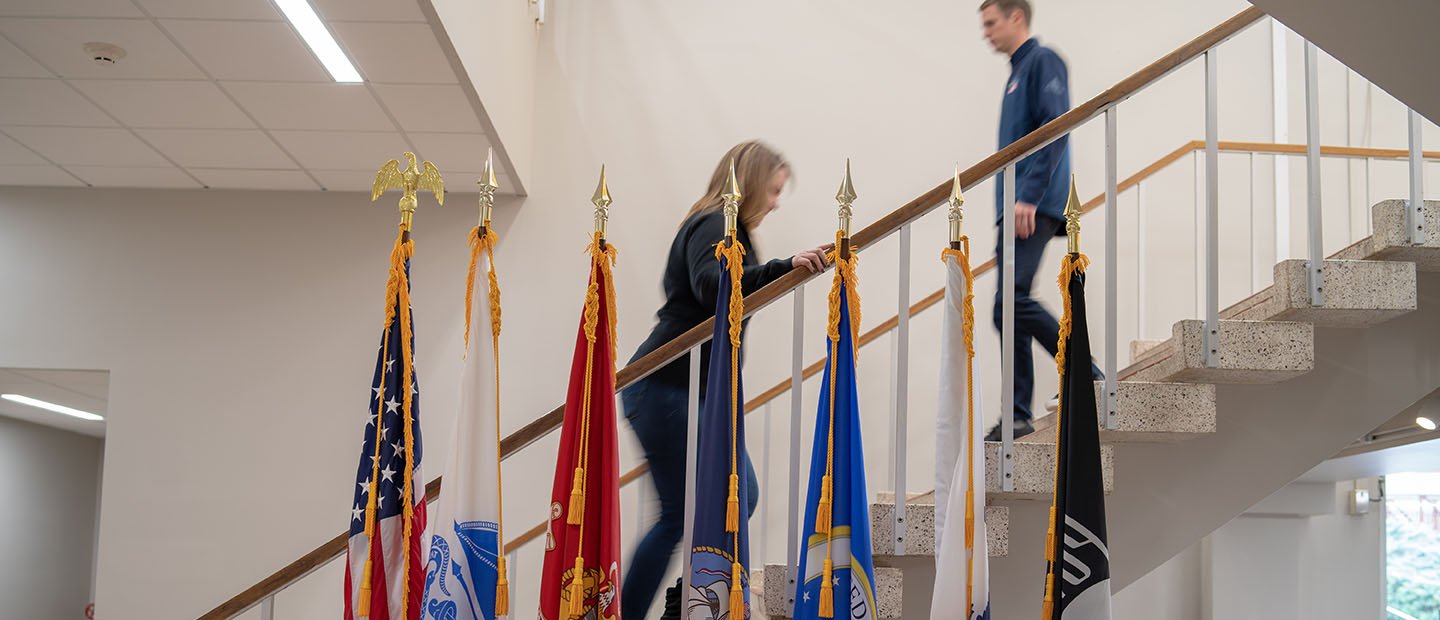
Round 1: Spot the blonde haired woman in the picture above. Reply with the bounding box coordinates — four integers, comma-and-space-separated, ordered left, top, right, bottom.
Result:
622, 141, 829, 618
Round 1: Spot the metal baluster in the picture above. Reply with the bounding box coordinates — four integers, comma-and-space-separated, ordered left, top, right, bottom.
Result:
1137, 181, 1146, 339
1410, 108, 1426, 244
1001, 166, 1016, 492
1193, 151, 1202, 318
786, 289, 804, 615
1250, 152, 1258, 292
259, 596, 274, 620
892, 223, 911, 552
681, 345, 702, 599
1203, 50, 1220, 368
1304, 41, 1325, 306
1104, 107, 1118, 429
761, 402, 772, 565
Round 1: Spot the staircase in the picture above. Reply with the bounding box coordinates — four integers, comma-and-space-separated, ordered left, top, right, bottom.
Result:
758, 199, 1438, 617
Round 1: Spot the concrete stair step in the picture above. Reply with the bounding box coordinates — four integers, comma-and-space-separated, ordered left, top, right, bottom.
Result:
758, 563, 903, 619
985, 441, 1115, 500
1130, 339, 1166, 363
1334, 199, 1440, 270
1122, 319, 1313, 384
870, 492, 1009, 557
1022, 381, 1217, 443
1221, 259, 1416, 327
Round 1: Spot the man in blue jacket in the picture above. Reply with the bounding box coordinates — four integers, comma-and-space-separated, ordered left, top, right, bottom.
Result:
980, 0, 1101, 440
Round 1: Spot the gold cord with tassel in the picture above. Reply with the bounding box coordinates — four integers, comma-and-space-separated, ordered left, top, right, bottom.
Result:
469, 227, 511, 617
943, 238, 978, 616
395, 231, 420, 619
729, 561, 746, 617
1042, 252, 1089, 620
818, 231, 860, 619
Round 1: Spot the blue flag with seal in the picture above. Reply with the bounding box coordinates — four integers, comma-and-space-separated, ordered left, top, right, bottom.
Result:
687, 235, 752, 620
794, 243, 876, 620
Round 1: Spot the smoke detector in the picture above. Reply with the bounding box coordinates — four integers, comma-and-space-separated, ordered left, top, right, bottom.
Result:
83, 42, 126, 65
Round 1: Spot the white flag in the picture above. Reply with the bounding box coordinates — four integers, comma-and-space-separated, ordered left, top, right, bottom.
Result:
423, 232, 507, 620
932, 250, 990, 619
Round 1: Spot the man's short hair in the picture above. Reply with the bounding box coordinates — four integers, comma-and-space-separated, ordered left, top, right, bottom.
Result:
979, 0, 1032, 24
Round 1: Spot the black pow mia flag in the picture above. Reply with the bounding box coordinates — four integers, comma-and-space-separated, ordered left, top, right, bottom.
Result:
1042, 253, 1113, 620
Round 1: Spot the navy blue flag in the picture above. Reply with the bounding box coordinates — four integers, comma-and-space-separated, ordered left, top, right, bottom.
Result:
795, 265, 877, 620
688, 240, 752, 620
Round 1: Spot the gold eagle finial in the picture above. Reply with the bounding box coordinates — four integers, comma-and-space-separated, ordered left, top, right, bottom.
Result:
373, 152, 445, 232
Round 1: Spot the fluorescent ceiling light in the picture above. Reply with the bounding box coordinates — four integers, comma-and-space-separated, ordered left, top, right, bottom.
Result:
1418, 416, 1438, 431
2, 393, 104, 422
273, 0, 363, 83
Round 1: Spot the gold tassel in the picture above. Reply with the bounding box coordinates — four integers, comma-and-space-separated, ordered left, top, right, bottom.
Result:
567, 467, 586, 525
1042, 573, 1056, 619
568, 556, 586, 618
1045, 506, 1057, 561
729, 561, 746, 617
726, 473, 740, 533
815, 475, 833, 534
494, 553, 510, 617
358, 556, 374, 616
818, 557, 835, 618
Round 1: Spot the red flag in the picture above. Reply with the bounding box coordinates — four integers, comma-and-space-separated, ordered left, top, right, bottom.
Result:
539, 236, 624, 620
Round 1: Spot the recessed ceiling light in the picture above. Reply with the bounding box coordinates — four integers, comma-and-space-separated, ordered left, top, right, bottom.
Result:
1, 393, 104, 422
272, 0, 363, 83
1418, 416, 1438, 431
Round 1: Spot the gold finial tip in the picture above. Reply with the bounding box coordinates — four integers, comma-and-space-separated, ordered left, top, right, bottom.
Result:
722, 158, 741, 201
835, 158, 857, 204
591, 164, 611, 209
478, 148, 498, 189
1064, 175, 1082, 217
949, 164, 965, 206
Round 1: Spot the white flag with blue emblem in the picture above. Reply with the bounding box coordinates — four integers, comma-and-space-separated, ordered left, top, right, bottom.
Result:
423, 228, 508, 620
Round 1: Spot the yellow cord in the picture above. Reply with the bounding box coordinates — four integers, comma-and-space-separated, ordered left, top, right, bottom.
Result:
818, 230, 860, 619
1042, 252, 1089, 620
469, 227, 510, 617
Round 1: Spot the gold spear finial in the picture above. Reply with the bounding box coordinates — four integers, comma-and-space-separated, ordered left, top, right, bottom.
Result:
1065, 175, 1082, 254
591, 164, 612, 241
836, 158, 857, 237
948, 164, 966, 246
476, 148, 498, 231
372, 152, 445, 233
721, 158, 742, 238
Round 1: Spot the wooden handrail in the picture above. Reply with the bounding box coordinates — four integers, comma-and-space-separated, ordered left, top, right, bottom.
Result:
201, 8, 1268, 618
500, 137, 1440, 552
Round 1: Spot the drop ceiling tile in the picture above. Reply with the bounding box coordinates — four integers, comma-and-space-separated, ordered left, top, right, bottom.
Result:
134, 0, 282, 20
0, 164, 83, 186
224, 82, 392, 131
72, 80, 254, 129
134, 129, 291, 168
269, 130, 408, 171
407, 132, 490, 173
0, 78, 116, 126
0, 0, 143, 18
189, 168, 318, 190
308, 169, 379, 192
4, 126, 169, 166
160, 20, 328, 82
311, 0, 426, 23
0, 131, 47, 164
331, 22, 455, 85
371, 84, 481, 133
68, 165, 199, 188
0, 33, 50, 78
0, 18, 204, 79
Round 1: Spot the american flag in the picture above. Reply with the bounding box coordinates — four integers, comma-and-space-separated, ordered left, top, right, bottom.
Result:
345, 256, 428, 620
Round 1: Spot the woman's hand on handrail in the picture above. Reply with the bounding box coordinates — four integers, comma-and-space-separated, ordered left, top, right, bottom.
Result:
792, 243, 834, 273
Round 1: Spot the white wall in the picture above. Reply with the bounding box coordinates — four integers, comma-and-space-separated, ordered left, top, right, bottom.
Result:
0, 416, 102, 620
1, 1, 1434, 617
1111, 479, 1385, 620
